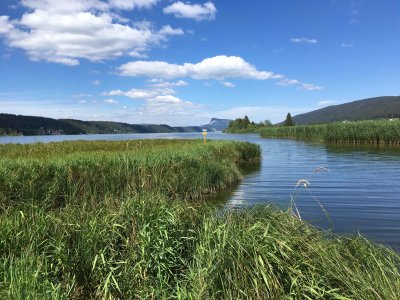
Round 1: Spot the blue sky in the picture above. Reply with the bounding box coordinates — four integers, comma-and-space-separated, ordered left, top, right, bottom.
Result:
0, 0, 399, 125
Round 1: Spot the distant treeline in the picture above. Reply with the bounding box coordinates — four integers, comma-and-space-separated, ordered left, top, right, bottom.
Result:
260, 120, 400, 144
223, 116, 274, 133
0, 113, 203, 136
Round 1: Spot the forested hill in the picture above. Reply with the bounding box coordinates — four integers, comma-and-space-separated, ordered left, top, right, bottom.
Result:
0, 114, 203, 136
292, 96, 400, 125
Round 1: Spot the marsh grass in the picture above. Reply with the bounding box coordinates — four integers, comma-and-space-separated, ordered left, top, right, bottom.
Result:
0, 139, 260, 208
0, 139, 399, 299
260, 120, 400, 144
2, 198, 399, 299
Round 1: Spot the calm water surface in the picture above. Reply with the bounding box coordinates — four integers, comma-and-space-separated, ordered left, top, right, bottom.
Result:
1, 132, 399, 250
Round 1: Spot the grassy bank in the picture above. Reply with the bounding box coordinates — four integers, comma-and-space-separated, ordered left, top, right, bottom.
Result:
260, 120, 400, 144
1, 139, 399, 299
0, 139, 260, 207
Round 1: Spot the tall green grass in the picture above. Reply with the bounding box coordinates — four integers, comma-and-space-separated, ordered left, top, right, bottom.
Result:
1, 198, 399, 299
0, 139, 399, 299
260, 120, 400, 144
0, 139, 260, 207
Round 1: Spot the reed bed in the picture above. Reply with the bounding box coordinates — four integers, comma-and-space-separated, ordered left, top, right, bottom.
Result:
260, 120, 400, 144
0, 139, 399, 299
0, 139, 260, 207
1, 198, 399, 299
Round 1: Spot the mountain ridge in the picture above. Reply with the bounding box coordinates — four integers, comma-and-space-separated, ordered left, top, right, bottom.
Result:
0, 114, 231, 136
290, 96, 400, 125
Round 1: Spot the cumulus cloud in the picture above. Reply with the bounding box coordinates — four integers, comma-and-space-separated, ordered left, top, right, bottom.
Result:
92, 80, 101, 86
106, 88, 160, 99
0, 0, 183, 65
109, 0, 159, 10
102, 76, 201, 124
222, 81, 235, 88
147, 79, 188, 88
153, 95, 182, 103
118, 55, 322, 90
290, 37, 318, 44
118, 55, 282, 80
104, 98, 118, 104
21, 0, 158, 12
158, 25, 185, 37
0, 16, 12, 34
104, 84, 201, 125
163, 1, 216, 21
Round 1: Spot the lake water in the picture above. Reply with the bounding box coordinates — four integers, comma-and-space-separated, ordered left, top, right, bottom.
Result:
1, 132, 400, 250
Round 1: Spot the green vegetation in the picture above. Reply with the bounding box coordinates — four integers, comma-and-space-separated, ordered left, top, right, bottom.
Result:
291, 96, 400, 125
224, 115, 273, 133
1, 139, 399, 299
284, 112, 295, 126
261, 120, 400, 144
0, 140, 260, 206
0, 113, 203, 136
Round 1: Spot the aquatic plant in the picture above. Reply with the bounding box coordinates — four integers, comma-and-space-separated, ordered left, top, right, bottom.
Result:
260, 120, 400, 144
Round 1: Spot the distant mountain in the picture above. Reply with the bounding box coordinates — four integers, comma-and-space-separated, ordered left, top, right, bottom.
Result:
0, 114, 84, 135
202, 118, 232, 131
291, 96, 400, 125
0, 113, 204, 136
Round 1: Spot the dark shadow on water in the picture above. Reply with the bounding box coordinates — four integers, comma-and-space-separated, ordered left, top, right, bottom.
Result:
310, 141, 400, 157
209, 161, 262, 208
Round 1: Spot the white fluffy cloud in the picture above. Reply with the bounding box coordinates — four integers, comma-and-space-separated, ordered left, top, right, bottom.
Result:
0, 0, 182, 65
222, 81, 235, 88
106, 88, 160, 99
290, 37, 318, 44
21, 0, 159, 12
104, 78, 188, 102
147, 79, 188, 88
118, 55, 282, 80
104, 98, 118, 104
104, 83, 200, 125
109, 0, 159, 10
163, 1, 216, 21
118, 55, 322, 90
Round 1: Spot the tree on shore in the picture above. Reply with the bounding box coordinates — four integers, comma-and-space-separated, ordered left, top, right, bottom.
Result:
263, 120, 273, 127
284, 113, 295, 126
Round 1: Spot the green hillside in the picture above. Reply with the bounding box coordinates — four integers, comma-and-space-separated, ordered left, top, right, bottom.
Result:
0, 114, 84, 135
0, 114, 203, 136
292, 96, 400, 125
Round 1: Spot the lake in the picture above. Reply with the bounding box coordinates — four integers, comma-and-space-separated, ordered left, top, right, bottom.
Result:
1, 132, 400, 250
